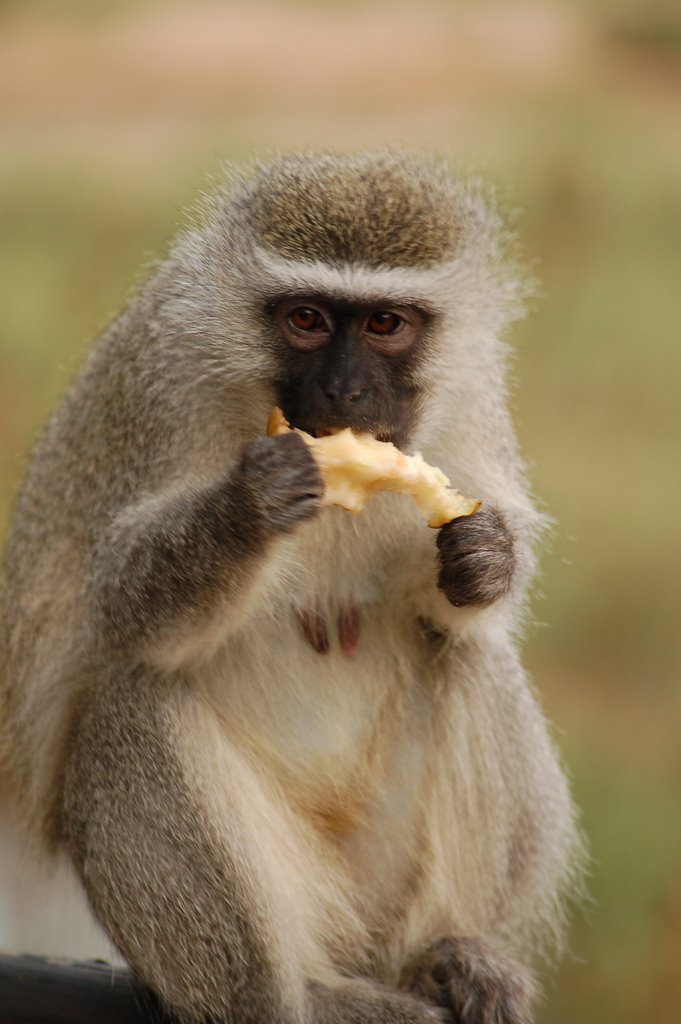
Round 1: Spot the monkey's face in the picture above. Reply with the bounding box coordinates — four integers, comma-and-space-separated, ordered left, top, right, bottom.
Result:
266, 295, 433, 449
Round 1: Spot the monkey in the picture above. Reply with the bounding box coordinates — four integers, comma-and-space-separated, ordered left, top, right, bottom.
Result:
0, 151, 581, 1024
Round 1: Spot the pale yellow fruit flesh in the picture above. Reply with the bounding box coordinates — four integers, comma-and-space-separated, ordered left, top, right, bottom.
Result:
266, 407, 481, 528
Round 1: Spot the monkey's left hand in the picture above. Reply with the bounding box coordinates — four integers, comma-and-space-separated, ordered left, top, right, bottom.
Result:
436, 505, 515, 607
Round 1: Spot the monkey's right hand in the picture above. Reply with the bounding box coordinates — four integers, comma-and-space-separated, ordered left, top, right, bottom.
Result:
236, 433, 324, 536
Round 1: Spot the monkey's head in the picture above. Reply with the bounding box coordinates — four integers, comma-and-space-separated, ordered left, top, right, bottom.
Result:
164, 151, 526, 451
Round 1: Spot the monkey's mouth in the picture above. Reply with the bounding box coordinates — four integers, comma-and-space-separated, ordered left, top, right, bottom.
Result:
310, 425, 394, 445
278, 400, 400, 445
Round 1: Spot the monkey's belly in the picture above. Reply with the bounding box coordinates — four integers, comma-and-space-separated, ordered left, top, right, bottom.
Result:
202, 606, 430, 850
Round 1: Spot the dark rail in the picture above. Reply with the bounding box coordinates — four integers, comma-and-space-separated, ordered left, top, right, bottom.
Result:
0, 953, 170, 1024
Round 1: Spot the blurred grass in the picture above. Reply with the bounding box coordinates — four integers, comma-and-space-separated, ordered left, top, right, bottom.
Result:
1, 2, 680, 1022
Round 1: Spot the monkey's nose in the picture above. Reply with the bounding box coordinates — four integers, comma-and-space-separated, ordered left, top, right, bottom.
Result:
320, 381, 366, 404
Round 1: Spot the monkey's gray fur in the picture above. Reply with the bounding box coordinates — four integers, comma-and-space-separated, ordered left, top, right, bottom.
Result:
0, 151, 582, 1024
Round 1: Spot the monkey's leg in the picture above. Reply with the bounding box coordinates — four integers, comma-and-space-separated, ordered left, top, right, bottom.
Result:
62, 665, 445, 1024
308, 978, 447, 1024
63, 664, 297, 1024
400, 936, 537, 1024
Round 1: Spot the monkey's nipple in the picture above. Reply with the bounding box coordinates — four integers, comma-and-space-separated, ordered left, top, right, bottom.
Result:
338, 604, 360, 657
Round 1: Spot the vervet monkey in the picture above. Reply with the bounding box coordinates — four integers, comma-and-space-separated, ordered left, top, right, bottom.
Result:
0, 152, 580, 1024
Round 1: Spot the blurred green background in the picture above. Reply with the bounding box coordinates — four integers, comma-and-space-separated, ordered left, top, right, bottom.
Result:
1, 1, 680, 1021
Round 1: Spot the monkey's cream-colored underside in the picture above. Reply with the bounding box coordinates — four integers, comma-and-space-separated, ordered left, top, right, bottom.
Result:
267, 407, 481, 528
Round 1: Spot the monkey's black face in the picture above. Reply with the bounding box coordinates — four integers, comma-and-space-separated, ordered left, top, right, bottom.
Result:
266, 295, 433, 449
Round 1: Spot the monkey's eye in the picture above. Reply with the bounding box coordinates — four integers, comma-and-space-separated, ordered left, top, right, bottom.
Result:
288, 307, 328, 333
364, 309, 419, 355
366, 311, 403, 336
275, 300, 332, 351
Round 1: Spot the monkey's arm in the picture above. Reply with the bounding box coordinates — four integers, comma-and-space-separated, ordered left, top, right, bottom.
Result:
90, 433, 322, 668
409, 499, 534, 641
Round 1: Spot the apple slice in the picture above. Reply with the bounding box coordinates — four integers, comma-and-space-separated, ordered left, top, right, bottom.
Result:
266, 407, 481, 528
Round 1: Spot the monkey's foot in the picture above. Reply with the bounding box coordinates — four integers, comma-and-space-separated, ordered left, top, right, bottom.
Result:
309, 977, 448, 1024
400, 937, 537, 1024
